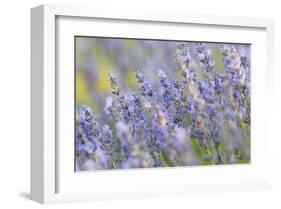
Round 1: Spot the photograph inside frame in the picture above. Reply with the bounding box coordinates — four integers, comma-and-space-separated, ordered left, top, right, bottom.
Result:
75, 37, 251, 171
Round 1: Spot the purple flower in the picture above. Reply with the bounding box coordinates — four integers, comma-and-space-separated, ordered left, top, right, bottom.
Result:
109, 72, 121, 96
158, 69, 170, 88
99, 124, 115, 159
80, 105, 100, 142
194, 43, 215, 73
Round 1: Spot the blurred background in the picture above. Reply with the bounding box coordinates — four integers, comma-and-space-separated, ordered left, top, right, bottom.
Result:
75, 37, 227, 124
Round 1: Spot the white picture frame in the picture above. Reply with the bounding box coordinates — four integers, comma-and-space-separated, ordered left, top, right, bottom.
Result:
31, 4, 274, 204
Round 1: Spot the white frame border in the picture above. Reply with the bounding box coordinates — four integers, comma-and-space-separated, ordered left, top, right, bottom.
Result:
31, 4, 274, 204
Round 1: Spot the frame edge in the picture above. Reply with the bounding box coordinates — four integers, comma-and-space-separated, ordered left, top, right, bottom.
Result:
31, 5, 45, 204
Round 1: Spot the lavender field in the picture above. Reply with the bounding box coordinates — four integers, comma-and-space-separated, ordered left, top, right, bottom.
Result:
75, 37, 250, 171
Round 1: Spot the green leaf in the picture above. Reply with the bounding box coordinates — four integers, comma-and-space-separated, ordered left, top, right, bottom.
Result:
159, 152, 174, 167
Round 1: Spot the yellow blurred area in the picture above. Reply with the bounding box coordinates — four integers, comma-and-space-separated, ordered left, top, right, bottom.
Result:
76, 39, 116, 110
95, 58, 113, 92
95, 65, 112, 92
76, 71, 95, 109
91, 44, 113, 92
213, 47, 224, 72
125, 70, 138, 90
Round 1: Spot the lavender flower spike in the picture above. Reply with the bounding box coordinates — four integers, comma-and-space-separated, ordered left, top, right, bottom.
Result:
136, 70, 154, 102
99, 124, 115, 161
79, 105, 99, 145
194, 43, 215, 73
157, 69, 170, 88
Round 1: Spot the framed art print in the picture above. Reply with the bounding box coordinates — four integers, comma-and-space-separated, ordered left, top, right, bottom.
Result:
31, 4, 274, 204
74, 37, 251, 171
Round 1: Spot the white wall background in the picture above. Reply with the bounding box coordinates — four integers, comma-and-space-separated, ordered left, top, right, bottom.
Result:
0, 0, 280, 208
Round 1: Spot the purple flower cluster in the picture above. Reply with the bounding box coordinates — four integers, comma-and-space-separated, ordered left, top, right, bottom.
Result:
76, 105, 116, 170
76, 41, 251, 171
